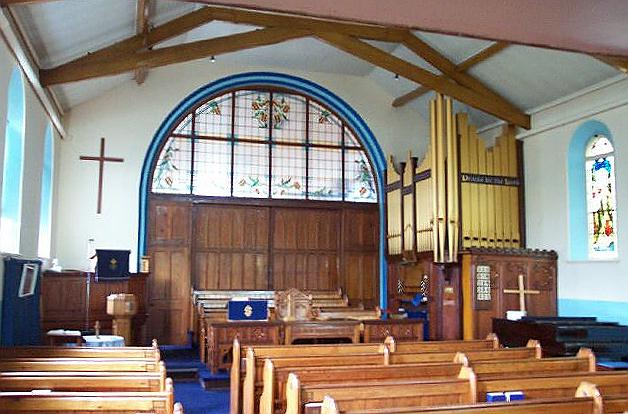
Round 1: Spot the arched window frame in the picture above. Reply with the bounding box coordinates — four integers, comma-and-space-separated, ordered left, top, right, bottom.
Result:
584, 134, 617, 259
139, 72, 388, 309
0, 66, 25, 254
149, 87, 378, 203
568, 120, 618, 261
38, 124, 54, 258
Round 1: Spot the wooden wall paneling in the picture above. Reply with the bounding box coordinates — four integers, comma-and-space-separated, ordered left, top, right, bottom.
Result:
40, 272, 87, 332
147, 197, 192, 345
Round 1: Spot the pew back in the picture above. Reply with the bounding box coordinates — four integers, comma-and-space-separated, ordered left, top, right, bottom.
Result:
0, 358, 163, 372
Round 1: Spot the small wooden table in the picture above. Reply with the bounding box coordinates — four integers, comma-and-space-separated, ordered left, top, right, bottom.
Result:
284, 320, 361, 344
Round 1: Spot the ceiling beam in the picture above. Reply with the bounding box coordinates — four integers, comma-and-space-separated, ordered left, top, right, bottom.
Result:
401, 33, 521, 116
0, 0, 60, 5
40, 27, 311, 86
134, 0, 151, 85
0, 7, 65, 137
595, 55, 628, 74
316, 31, 530, 129
52, 6, 217, 71
392, 41, 509, 108
197, 4, 406, 42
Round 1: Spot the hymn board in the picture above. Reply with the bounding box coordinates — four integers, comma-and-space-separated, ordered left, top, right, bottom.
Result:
386, 93, 557, 340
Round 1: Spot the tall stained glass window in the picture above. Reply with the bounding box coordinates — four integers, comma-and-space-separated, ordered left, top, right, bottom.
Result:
585, 135, 617, 259
151, 88, 377, 203
1, 67, 25, 254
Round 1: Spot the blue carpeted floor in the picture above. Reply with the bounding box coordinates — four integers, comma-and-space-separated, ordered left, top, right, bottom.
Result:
163, 346, 230, 414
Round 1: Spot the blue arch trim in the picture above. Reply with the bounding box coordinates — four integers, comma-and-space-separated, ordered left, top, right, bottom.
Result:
139, 72, 388, 309
567, 120, 614, 260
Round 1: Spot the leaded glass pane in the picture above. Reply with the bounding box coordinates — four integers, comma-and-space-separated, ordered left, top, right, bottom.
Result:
195, 95, 232, 138
271, 145, 306, 199
586, 135, 614, 158
272, 94, 306, 144
586, 153, 617, 259
344, 126, 361, 148
309, 101, 342, 145
308, 148, 342, 200
173, 114, 193, 136
234, 91, 270, 141
233, 142, 269, 198
152, 137, 192, 193
345, 149, 377, 203
193, 139, 231, 196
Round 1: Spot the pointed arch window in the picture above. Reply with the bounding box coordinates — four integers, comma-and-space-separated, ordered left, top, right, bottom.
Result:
585, 135, 617, 259
150, 89, 377, 203
0, 67, 25, 254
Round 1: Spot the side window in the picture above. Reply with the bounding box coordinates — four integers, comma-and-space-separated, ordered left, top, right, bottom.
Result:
585, 135, 617, 259
0, 67, 25, 254
38, 124, 54, 258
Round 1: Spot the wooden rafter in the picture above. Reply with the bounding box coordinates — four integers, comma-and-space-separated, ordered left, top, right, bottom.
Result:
134, 0, 151, 84
40, 27, 311, 86
0, 0, 60, 5
316, 31, 530, 129
595, 55, 628, 74
393, 41, 509, 108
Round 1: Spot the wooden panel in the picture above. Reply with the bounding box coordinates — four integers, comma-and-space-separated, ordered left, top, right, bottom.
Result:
40, 272, 148, 345
147, 197, 192, 345
193, 204, 269, 290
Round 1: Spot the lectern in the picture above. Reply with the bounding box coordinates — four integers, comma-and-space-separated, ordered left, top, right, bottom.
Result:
106, 293, 137, 344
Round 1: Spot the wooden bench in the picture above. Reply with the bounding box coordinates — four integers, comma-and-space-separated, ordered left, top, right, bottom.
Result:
318, 382, 603, 414
392, 335, 499, 353
0, 370, 167, 392
0, 340, 160, 360
262, 349, 595, 414
286, 368, 477, 414
0, 358, 163, 372
0, 378, 180, 413
476, 371, 628, 401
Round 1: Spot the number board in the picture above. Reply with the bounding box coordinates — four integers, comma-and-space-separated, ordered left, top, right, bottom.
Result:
474, 265, 492, 309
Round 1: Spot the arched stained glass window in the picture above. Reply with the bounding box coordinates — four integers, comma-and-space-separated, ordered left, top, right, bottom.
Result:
0, 67, 25, 254
585, 135, 617, 259
38, 124, 54, 258
151, 89, 377, 203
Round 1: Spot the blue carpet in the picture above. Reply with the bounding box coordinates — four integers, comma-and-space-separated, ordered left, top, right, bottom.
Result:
165, 347, 230, 414
174, 380, 230, 414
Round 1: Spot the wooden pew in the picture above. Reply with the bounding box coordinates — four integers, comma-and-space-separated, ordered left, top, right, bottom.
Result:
318, 382, 603, 414
392, 334, 499, 353
239, 343, 538, 414
0, 340, 160, 360
0, 370, 166, 392
232, 339, 392, 414
286, 368, 477, 414
263, 349, 594, 414
0, 358, 163, 372
0, 377, 179, 413
476, 371, 628, 401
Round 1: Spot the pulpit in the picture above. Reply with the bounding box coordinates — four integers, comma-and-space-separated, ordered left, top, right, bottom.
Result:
274, 288, 318, 321
106, 293, 137, 344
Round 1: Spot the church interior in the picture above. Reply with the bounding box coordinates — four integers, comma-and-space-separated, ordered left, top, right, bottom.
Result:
0, 1, 628, 413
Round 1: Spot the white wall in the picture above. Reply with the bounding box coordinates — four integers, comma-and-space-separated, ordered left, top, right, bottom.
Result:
479, 75, 628, 315
55, 60, 430, 271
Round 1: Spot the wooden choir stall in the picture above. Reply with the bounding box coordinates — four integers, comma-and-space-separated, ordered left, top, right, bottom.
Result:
386, 94, 558, 340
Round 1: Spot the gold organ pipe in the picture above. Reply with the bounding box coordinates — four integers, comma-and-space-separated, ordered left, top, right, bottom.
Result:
415, 146, 433, 253
445, 97, 458, 262
494, 138, 504, 248
386, 155, 403, 255
507, 126, 520, 247
476, 129, 488, 247
458, 114, 471, 249
436, 94, 447, 263
403, 152, 416, 254
430, 99, 439, 262
486, 147, 496, 248
469, 125, 479, 247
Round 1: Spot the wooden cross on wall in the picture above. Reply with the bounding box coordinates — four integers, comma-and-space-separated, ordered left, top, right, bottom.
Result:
79, 137, 124, 214
503, 274, 540, 313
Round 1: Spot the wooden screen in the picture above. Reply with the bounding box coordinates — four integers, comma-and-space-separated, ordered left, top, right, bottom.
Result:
147, 197, 380, 343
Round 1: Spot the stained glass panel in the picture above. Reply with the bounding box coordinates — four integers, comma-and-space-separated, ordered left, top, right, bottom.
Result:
234, 91, 270, 141
309, 101, 342, 145
195, 95, 232, 138
233, 142, 269, 198
308, 148, 342, 200
174, 114, 193, 136
193, 139, 231, 196
152, 137, 192, 193
586, 145, 618, 259
344, 126, 361, 148
345, 149, 377, 202
272, 94, 306, 143
272, 145, 306, 199
586, 135, 614, 158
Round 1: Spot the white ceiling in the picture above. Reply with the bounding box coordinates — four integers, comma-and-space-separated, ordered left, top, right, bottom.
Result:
7, 0, 622, 128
